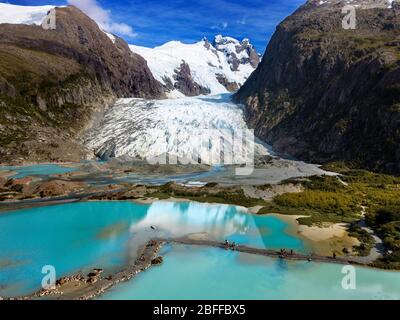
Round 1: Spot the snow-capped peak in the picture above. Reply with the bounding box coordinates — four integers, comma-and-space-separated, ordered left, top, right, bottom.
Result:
129, 36, 260, 97
0, 3, 117, 43
0, 3, 259, 98
214, 34, 240, 45
0, 2, 57, 25
212, 34, 260, 70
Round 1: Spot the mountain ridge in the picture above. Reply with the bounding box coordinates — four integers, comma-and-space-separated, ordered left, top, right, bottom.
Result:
130, 35, 260, 97
0, 4, 164, 164
235, 0, 400, 174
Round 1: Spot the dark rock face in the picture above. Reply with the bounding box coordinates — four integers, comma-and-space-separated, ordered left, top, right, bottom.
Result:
237, 38, 261, 69
235, 0, 400, 174
0, 6, 165, 164
173, 61, 211, 96
162, 76, 175, 91
216, 74, 239, 92
213, 36, 261, 71
151, 256, 164, 265
203, 37, 220, 58
95, 141, 117, 161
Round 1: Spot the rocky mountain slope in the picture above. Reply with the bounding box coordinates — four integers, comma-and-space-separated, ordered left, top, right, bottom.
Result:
130, 35, 260, 97
0, 4, 164, 164
234, 0, 400, 174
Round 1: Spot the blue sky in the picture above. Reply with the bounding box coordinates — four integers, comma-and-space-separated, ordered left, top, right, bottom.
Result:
6, 0, 305, 53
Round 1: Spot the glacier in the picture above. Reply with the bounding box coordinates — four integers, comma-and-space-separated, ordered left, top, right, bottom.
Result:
84, 94, 271, 165
0, 2, 335, 182
84, 93, 334, 182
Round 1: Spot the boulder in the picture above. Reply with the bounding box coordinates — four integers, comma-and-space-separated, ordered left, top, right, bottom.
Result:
86, 269, 103, 284
173, 62, 210, 96
147, 240, 158, 248
151, 256, 164, 265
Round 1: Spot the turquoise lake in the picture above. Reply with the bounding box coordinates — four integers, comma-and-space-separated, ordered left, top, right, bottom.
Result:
0, 201, 304, 297
0, 162, 223, 186
0, 201, 399, 299
101, 245, 400, 300
0, 164, 77, 179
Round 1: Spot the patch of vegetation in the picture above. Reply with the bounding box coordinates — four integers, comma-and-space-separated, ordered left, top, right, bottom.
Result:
347, 223, 375, 256
259, 175, 359, 225
258, 165, 400, 268
146, 183, 267, 208
302, 175, 345, 192
259, 189, 359, 226
320, 161, 354, 173
342, 170, 400, 185
278, 177, 306, 186
256, 184, 273, 191
368, 206, 400, 269
373, 250, 400, 270
0, 45, 103, 162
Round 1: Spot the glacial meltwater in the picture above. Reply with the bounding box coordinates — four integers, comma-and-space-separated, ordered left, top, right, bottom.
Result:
101, 245, 400, 300
0, 164, 77, 179
0, 201, 399, 299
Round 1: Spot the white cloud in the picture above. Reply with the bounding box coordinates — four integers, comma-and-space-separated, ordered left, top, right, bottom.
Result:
237, 16, 247, 25
210, 21, 229, 30
67, 0, 137, 37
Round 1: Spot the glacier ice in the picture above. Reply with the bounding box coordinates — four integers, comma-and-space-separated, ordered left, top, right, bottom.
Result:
84, 94, 271, 165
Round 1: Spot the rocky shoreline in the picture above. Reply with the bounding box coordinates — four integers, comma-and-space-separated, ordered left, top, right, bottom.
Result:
6, 240, 165, 300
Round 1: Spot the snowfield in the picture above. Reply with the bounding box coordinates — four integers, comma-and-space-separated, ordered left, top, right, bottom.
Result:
129, 36, 259, 96
0, 3, 56, 25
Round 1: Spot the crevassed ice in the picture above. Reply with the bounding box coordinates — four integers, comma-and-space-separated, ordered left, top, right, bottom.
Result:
84, 94, 271, 165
